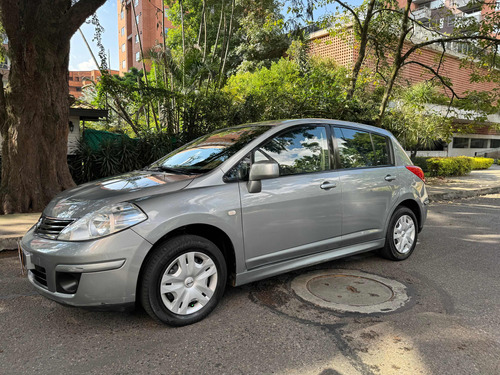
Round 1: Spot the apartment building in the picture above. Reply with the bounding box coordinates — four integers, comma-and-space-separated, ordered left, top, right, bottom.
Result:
69, 70, 120, 99
117, 0, 173, 75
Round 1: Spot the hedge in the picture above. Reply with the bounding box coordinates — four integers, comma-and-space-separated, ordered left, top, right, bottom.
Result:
426, 156, 494, 177
426, 157, 473, 177
470, 157, 494, 170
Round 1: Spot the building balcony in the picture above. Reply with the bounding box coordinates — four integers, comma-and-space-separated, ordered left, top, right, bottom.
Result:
412, 7, 432, 21
455, 0, 482, 13
461, 11, 482, 24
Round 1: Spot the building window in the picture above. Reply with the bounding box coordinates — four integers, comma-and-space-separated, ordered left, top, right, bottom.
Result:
447, 16, 454, 27
75, 76, 79, 82
453, 137, 469, 148
439, 18, 444, 29
135, 35, 139, 43
122, 60, 126, 70
496, 1, 500, 10
136, 15, 139, 25
121, 10, 124, 20
470, 138, 488, 148
134, 0, 139, 6
491, 139, 500, 148
136, 52, 140, 61
121, 43, 125, 53
69, 76, 73, 81
76, 87, 82, 92
121, 27, 125, 36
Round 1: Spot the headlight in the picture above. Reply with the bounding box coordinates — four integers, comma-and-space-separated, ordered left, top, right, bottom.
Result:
57, 203, 147, 241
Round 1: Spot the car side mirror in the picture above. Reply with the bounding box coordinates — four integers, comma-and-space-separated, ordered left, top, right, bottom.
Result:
247, 161, 279, 193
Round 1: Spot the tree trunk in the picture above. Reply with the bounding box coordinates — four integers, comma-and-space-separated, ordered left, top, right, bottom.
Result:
1, 41, 74, 213
376, 0, 412, 126
0, 0, 106, 214
347, 0, 376, 99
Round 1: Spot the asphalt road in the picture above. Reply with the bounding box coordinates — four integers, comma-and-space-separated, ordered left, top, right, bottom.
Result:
1, 194, 499, 375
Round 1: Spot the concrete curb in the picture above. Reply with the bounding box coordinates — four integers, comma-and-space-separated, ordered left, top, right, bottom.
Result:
428, 186, 500, 202
0, 238, 19, 252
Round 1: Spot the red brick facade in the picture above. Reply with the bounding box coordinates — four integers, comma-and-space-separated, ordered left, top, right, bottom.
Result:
308, 28, 497, 97
117, 0, 173, 75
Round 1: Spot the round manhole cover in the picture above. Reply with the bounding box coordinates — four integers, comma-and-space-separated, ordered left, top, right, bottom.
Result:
292, 269, 409, 314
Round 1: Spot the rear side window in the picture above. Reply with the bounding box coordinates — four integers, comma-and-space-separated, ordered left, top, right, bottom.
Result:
334, 127, 392, 169
371, 133, 391, 166
256, 126, 330, 176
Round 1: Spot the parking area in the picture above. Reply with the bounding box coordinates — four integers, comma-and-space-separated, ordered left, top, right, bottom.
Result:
1, 195, 500, 375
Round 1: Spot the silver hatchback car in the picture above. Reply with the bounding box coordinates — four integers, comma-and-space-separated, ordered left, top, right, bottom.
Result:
21, 119, 428, 326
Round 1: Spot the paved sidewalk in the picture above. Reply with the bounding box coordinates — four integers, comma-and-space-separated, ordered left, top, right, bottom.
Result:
426, 164, 500, 201
1, 165, 499, 251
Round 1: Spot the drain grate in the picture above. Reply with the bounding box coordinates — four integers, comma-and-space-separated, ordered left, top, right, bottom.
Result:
291, 269, 409, 314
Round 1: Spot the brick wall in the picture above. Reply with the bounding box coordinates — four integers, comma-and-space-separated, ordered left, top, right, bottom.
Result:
308, 30, 355, 68
308, 31, 497, 97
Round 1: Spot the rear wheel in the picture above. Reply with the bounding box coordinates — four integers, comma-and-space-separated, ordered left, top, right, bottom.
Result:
379, 206, 418, 261
140, 235, 227, 326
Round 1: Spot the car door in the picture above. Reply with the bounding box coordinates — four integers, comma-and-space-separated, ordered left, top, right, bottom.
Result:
238, 124, 342, 269
332, 126, 401, 246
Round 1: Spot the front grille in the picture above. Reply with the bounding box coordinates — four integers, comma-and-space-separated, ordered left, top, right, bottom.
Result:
31, 265, 48, 288
35, 216, 74, 239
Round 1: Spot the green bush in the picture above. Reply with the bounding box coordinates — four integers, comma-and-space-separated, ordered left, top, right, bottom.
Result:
69, 131, 179, 184
426, 157, 473, 177
413, 157, 431, 173
469, 157, 494, 170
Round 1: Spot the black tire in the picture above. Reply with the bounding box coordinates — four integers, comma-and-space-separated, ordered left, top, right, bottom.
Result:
140, 235, 227, 326
379, 206, 418, 261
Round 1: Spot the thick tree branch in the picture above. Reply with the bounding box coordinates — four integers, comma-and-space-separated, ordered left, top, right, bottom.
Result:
65, 0, 106, 37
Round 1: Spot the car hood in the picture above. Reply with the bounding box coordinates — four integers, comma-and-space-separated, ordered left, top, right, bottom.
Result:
43, 170, 197, 219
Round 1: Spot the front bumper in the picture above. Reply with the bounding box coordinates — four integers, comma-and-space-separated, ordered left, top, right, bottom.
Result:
20, 227, 152, 308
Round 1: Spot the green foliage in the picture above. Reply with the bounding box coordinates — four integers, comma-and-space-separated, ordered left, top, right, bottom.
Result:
69, 131, 179, 184
383, 83, 454, 157
225, 57, 377, 123
426, 157, 473, 177
470, 157, 494, 170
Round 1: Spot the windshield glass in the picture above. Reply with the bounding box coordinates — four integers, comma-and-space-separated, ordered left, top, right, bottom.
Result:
149, 126, 271, 173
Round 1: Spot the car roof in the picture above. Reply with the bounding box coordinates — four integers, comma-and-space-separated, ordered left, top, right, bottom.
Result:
233, 118, 393, 138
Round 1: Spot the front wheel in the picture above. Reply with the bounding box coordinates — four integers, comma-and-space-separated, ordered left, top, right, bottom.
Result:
379, 207, 418, 261
140, 235, 227, 326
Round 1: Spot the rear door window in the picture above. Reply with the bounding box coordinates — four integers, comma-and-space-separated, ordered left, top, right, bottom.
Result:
333, 127, 392, 169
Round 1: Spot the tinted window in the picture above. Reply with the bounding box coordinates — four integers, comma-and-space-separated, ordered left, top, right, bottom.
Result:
371, 134, 392, 166
453, 137, 469, 148
491, 139, 500, 148
334, 128, 374, 168
256, 126, 330, 176
470, 138, 488, 148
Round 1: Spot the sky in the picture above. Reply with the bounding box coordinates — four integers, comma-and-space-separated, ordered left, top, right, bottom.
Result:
69, 0, 362, 72
70, 1, 119, 71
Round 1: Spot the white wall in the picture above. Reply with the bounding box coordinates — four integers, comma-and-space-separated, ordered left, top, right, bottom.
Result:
448, 133, 500, 157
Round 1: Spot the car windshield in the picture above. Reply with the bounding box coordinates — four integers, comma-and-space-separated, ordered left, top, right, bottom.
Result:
149, 126, 270, 174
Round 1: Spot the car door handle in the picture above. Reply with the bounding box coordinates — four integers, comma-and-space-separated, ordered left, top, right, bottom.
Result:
385, 175, 396, 182
320, 181, 337, 190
